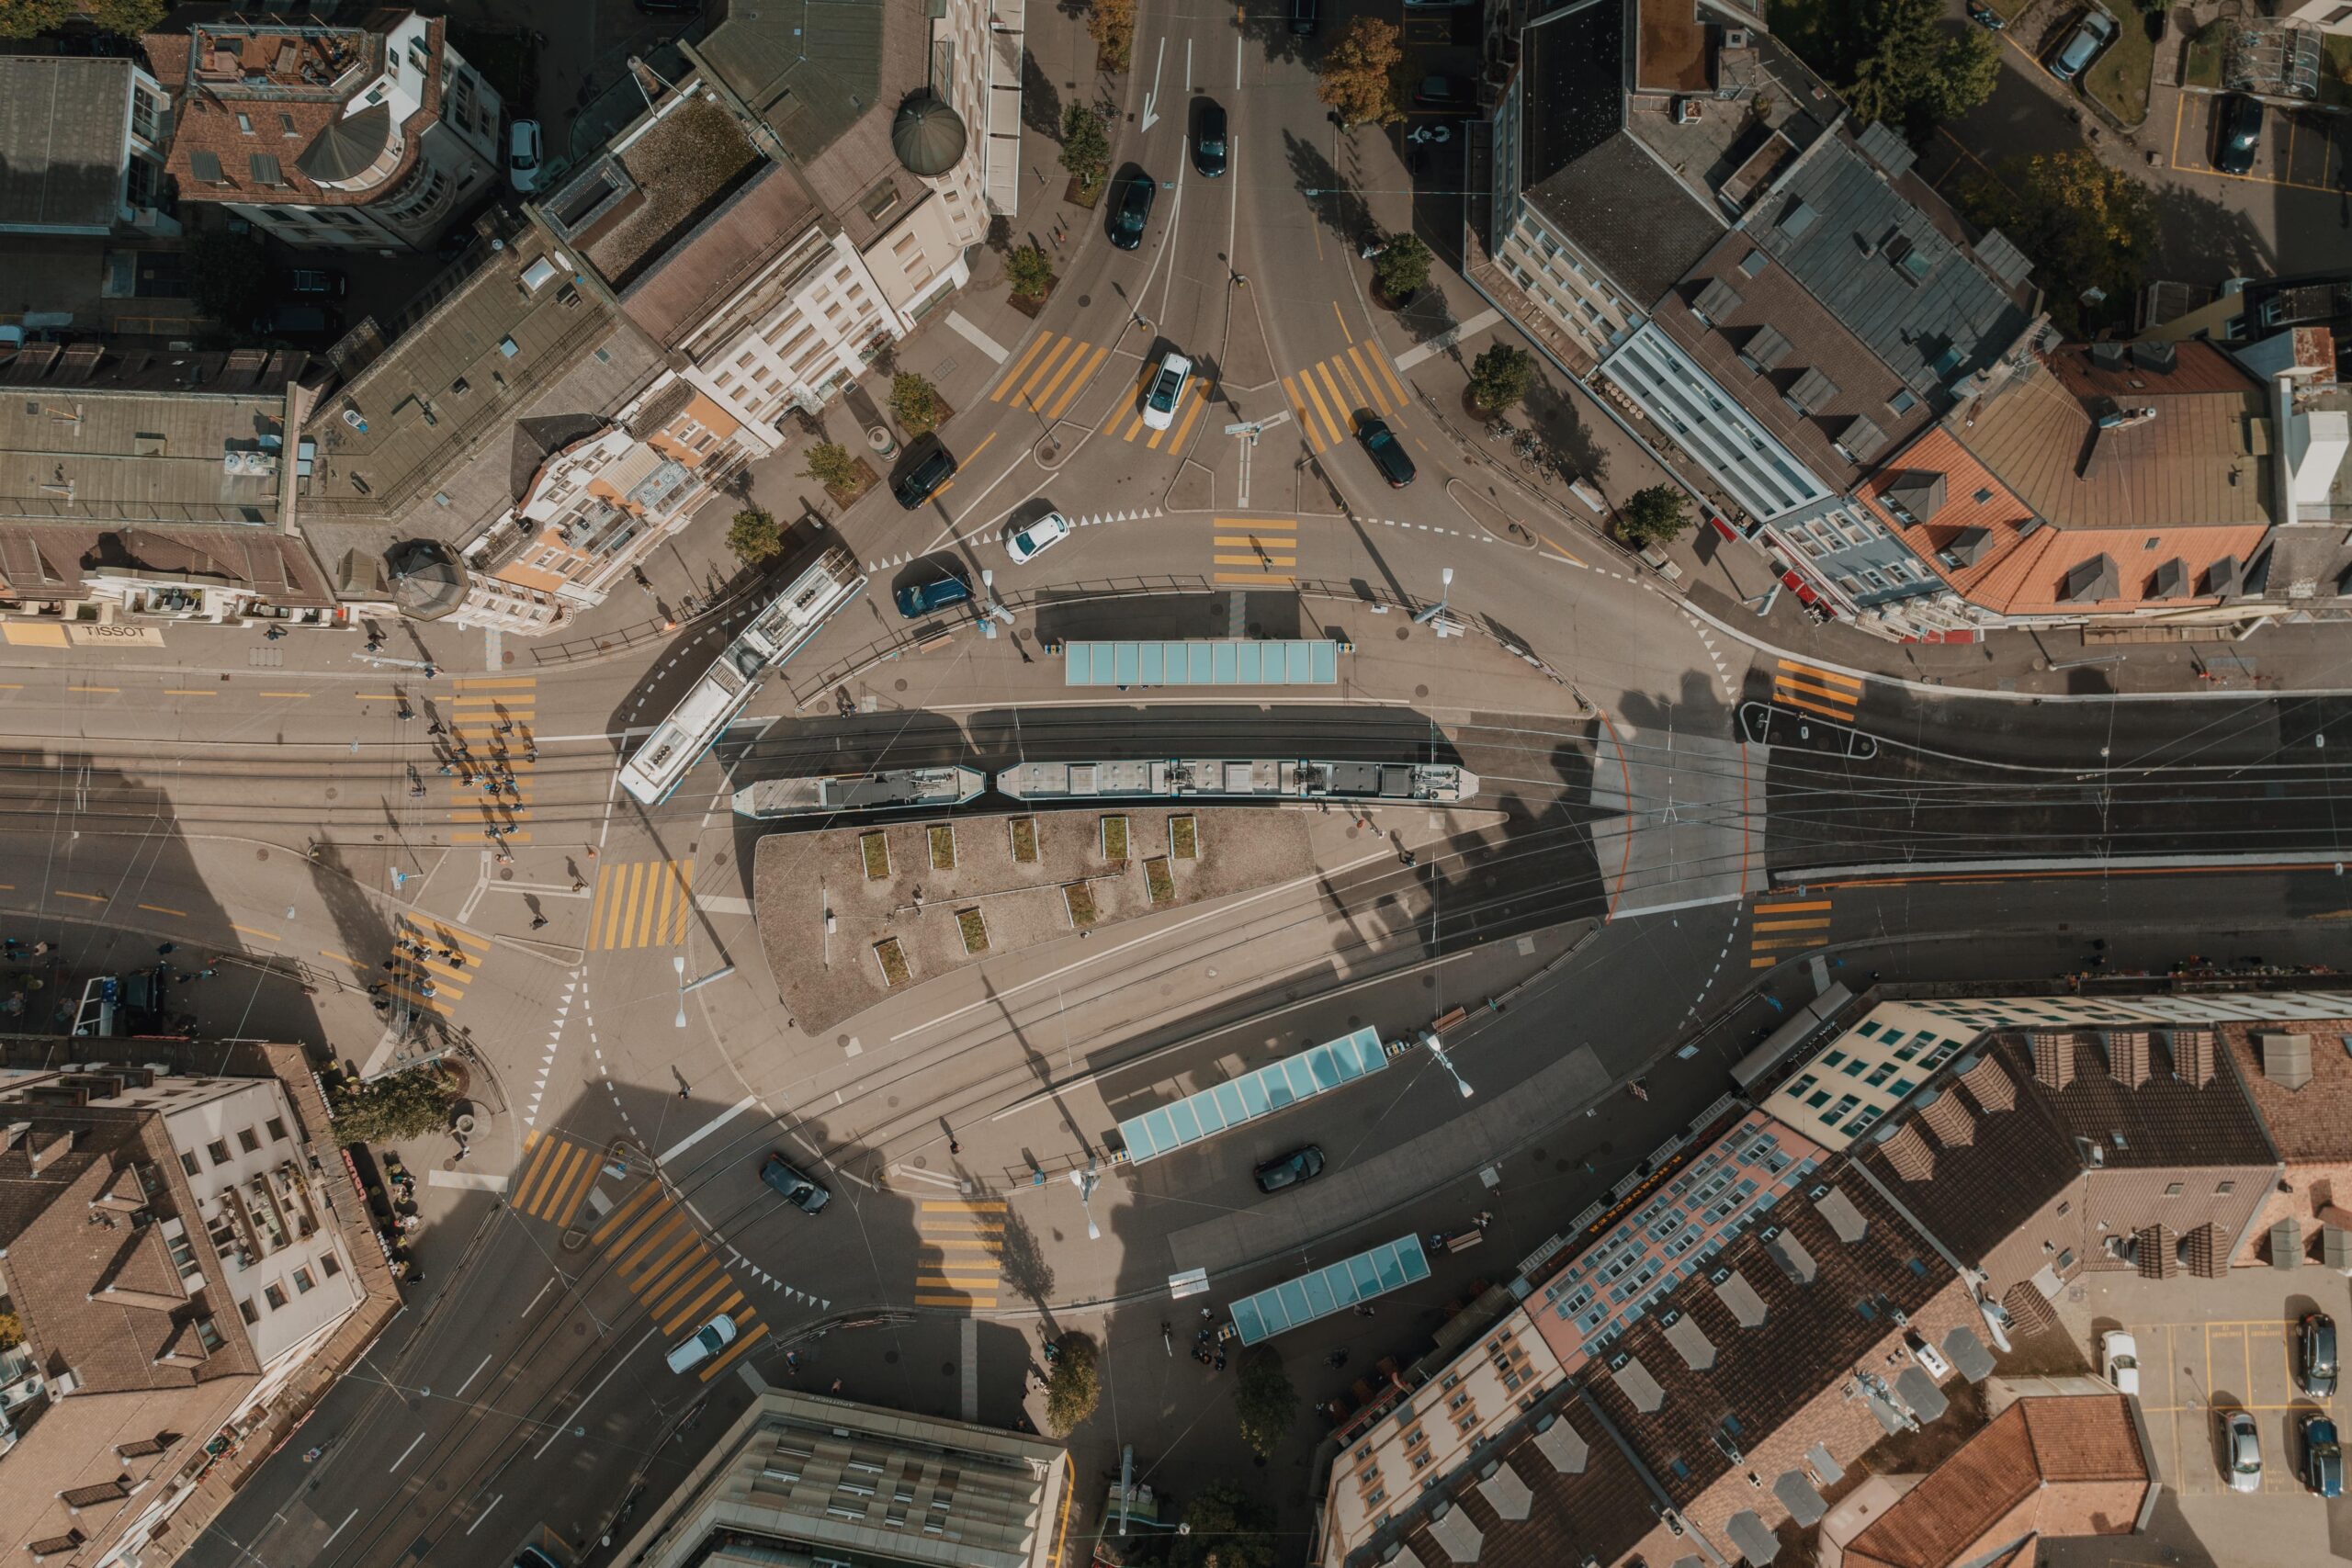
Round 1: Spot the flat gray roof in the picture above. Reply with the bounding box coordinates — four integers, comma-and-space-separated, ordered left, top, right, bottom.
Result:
0, 57, 137, 232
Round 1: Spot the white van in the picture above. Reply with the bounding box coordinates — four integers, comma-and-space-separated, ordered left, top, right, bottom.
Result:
666, 1313, 736, 1374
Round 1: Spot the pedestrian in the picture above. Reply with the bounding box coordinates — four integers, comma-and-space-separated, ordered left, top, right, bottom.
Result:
949, 1137, 961, 1156
530, 914, 549, 931
571, 877, 588, 893
428, 721, 446, 737
437, 762, 454, 775
419, 979, 437, 998
1355, 1304, 1375, 1318
198, 967, 217, 979
786, 1350, 800, 1372
422, 663, 436, 679
156, 942, 174, 955
584, 845, 597, 859
398, 705, 413, 722
409, 784, 427, 798
829, 1378, 842, 1394
678, 1083, 689, 1100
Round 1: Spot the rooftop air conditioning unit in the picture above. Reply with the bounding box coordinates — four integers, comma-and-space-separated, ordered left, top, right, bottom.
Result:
1724, 28, 1752, 47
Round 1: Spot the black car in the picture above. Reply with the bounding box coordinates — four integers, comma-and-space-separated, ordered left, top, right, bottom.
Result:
1112, 174, 1156, 250
1355, 415, 1417, 488
1193, 101, 1228, 178
2213, 94, 2263, 175
2301, 1311, 2338, 1397
1413, 76, 1472, 110
760, 1153, 831, 1213
1253, 1145, 1325, 1193
894, 565, 973, 619
288, 267, 345, 297
892, 441, 958, 509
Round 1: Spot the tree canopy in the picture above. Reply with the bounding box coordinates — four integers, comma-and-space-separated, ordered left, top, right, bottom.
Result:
1317, 17, 1405, 128
1233, 1351, 1298, 1460
1060, 104, 1112, 194
1957, 150, 2156, 335
889, 373, 943, 438
1168, 1481, 1280, 1568
1373, 232, 1432, 301
327, 1066, 456, 1146
1620, 484, 1693, 549
1089, 0, 1136, 71
1043, 1335, 1100, 1437
1468, 343, 1538, 413
0, 0, 77, 39
726, 508, 784, 564
187, 231, 270, 328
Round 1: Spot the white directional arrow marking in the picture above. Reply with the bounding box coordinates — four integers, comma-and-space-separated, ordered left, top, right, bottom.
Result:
1138, 35, 1166, 132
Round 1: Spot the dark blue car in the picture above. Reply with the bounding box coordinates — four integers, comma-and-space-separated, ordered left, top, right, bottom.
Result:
894, 567, 972, 620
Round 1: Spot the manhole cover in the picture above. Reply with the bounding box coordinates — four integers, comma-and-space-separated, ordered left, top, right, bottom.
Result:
256, 848, 270, 862
714, 852, 729, 867
1415, 685, 1430, 698
325, 787, 339, 800
943, 1361, 956, 1377
896, 679, 909, 692
441, 1156, 458, 1171
885, 1349, 900, 1364
1395, 626, 1410, 641
888, 1095, 899, 1108
1422, 975, 1436, 987
1079, 294, 1091, 307
914, 1156, 929, 1168
500, 868, 514, 881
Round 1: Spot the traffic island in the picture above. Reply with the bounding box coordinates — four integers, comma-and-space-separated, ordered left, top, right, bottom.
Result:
752, 807, 1315, 1033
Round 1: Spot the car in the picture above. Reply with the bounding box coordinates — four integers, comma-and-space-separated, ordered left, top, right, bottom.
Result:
1142, 352, 1193, 430
508, 118, 544, 193
1965, 0, 2005, 27
288, 268, 345, 297
255, 303, 339, 338
1355, 415, 1417, 488
2224, 1409, 2263, 1494
1193, 100, 1228, 178
2213, 94, 2264, 175
514, 1550, 562, 1568
665, 1312, 736, 1373
894, 565, 973, 619
1289, 0, 1319, 34
760, 1152, 831, 1213
2301, 1312, 2338, 1397
634, 0, 702, 12
2307, 1415, 2345, 1498
1413, 76, 1473, 110
1253, 1145, 1325, 1193
1004, 511, 1072, 565
2047, 8, 2116, 82
2100, 1329, 2140, 1396
892, 440, 958, 509
1111, 174, 1156, 250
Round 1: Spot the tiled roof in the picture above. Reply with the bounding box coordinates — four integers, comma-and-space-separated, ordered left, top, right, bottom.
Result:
0, 58, 140, 231
1382, 1394, 1663, 1568
2219, 1017, 2352, 1160
1842, 1395, 2148, 1568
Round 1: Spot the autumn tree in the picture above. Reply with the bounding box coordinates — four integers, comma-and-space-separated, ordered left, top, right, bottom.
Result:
1043, 1335, 1100, 1438
88, 0, 166, 36
799, 442, 863, 494
1372, 231, 1432, 302
1317, 17, 1406, 129
726, 507, 784, 564
1088, 0, 1136, 72
1619, 484, 1692, 549
1956, 150, 2157, 334
889, 373, 943, 438
1059, 103, 1112, 198
0, 0, 76, 39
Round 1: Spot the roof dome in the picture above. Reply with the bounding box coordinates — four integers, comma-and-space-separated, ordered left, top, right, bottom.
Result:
298, 101, 394, 185
387, 538, 469, 621
891, 92, 967, 177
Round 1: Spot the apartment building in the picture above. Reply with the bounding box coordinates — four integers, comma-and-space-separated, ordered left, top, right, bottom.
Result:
147, 10, 503, 252
0, 57, 178, 239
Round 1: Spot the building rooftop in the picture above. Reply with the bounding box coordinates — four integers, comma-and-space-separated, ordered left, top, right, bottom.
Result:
2217, 1017, 2352, 1160
1375, 1392, 1664, 1568
1840, 1394, 2149, 1568
568, 91, 764, 291
691, 0, 886, 169
1749, 132, 2036, 401
0, 386, 293, 530
617, 162, 821, 348
0, 57, 144, 231
1625, 1, 1837, 222
788, 0, 932, 252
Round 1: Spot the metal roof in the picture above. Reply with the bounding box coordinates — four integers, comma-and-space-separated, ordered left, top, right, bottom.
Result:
1063, 639, 1340, 686
694, 0, 886, 166
0, 57, 140, 232
1117, 1026, 1385, 1163
1227, 1234, 1430, 1345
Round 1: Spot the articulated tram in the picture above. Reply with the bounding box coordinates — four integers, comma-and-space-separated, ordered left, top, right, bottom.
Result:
728, 757, 1478, 818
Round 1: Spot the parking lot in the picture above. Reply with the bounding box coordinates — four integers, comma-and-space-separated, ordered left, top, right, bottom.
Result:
2122, 1314, 2331, 1496
2168, 89, 2345, 192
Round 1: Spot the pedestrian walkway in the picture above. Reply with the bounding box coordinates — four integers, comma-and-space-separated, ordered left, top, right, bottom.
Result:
1211, 516, 1298, 587
1748, 896, 1834, 970
914, 1198, 1004, 1310
384, 913, 489, 1018
587, 858, 695, 950
1283, 345, 1410, 454
1770, 657, 1860, 721
507, 1128, 603, 1227
989, 331, 1113, 422
591, 1180, 768, 1382
443, 677, 537, 845
1113, 375, 1215, 453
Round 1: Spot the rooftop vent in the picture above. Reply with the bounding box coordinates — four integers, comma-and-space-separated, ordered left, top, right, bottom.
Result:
2090, 341, 2130, 371
2131, 339, 2178, 374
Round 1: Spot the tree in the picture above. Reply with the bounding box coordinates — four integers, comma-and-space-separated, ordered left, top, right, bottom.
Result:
726, 507, 784, 564
1619, 484, 1692, 549
890, 373, 942, 438
1169, 1481, 1279, 1568
1317, 17, 1406, 129
1043, 1335, 1099, 1438
187, 231, 269, 328
1956, 150, 2157, 335
1842, 0, 1998, 134
0, 0, 76, 39
327, 1066, 455, 1147
1088, 0, 1136, 72
1233, 1350, 1298, 1461
88, 0, 166, 36
0, 1311, 21, 1352
1467, 343, 1537, 413
799, 442, 863, 494
1059, 103, 1111, 197
1372, 232, 1432, 302
1006, 243, 1055, 301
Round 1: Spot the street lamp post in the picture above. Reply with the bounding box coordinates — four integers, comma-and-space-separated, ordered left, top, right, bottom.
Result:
1419, 1030, 1474, 1099
1411, 568, 1459, 636
1069, 1162, 1102, 1240
673, 953, 687, 1030
979, 570, 1015, 639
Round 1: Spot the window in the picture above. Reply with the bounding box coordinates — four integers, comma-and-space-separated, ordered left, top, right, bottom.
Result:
239, 1298, 259, 1325
194, 1315, 222, 1351
1825, 1050, 1847, 1066
292, 1268, 316, 1294
209, 1140, 231, 1166
2165, 1182, 2183, 1196
180, 1151, 201, 1177
264, 1283, 288, 1309
236, 112, 254, 135
322, 1253, 344, 1279
238, 1127, 261, 1153
2216, 1180, 2235, 1195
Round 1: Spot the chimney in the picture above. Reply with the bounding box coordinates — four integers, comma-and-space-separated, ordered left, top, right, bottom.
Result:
1957, 1054, 2016, 1112
2030, 1031, 2076, 1092
2169, 1029, 2217, 1087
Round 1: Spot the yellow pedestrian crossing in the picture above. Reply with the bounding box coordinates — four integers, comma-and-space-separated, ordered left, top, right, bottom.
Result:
1748, 897, 1833, 969
915, 1198, 1005, 1310
1210, 516, 1298, 587
441, 677, 537, 847
1282, 345, 1409, 454
989, 333, 1111, 422
378, 913, 489, 1018
586, 858, 695, 950
587, 1179, 770, 1380
1771, 658, 1860, 722
1117, 377, 1215, 451
509, 1129, 605, 1227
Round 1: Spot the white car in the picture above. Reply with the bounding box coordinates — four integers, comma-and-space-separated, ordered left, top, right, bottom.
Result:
2100, 1329, 2139, 1396
2224, 1409, 2263, 1494
508, 119, 544, 193
1005, 511, 1072, 565
1141, 352, 1193, 431
665, 1312, 736, 1374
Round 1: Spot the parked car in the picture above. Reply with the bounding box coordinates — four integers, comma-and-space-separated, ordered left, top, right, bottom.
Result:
1112, 174, 1156, 250
288, 267, 345, 297
514, 1549, 563, 1568
665, 1312, 736, 1373
2047, 8, 2116, 82
1965, 0, 2005, 28
2224, 1409, 2263, 1494
255, 303, 339, 338
634, 0, 702, 12
1253, 1145, 1325, 1193
1142, 352, 1194, 430
1355, 415, 1417, 488
1004, 511, 1072, 565
2300, 1311, 2337, 1397
894, 564, 973, 619
2100, 1329, 2140, 1396
892, 440, 958, 509
1193, 100, 1228, 178
2306, 1414, 2345, 1499
759, 1153, 831, 1213
1413, 76, 1473, 110
1289, 0, 1319, 34
2213, 94, 2264, 175
508, 118, 544, 192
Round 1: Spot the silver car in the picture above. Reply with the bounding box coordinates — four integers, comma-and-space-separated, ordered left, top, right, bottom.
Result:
2224, 1409, 2263, 1494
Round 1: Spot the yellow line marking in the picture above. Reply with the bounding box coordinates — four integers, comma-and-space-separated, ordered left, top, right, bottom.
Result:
1283, 375, 1326, 452
623, 1212, 687, 1269
1215, 572, 1297, 585
605, 1194, 675, 1257
1169, 380, 1213, 451
962, 431, 999, 468
922, 1200, 1010, 1212
138, 903, 188, 918
1348, 345, 1392, 414
258, 691, 311, 698
162, 689, 216, 696
917, 1276, 1004, 1290
651, 1258, 723, 1319
1105, 362, 1154, 433
1772, 690, 1858, 722
1214, 554, 1297, 566
354, 693, 401, 700
1025, 343, 1091, 412
629, 1229, 703, 1289
915, 1293, 1000, 1308
1755, 900, 1831, 914
511, 1137, 569, 1214
57, 890, 107, 903
1751, 934, 1831, 952
1013, 337, 1075, 408
700, 1321, 768, 1381
1753, 917, 1832, 931
641, 1242, 714, 1304
1331, 301, 1351, 344
68, 686, 119, 694
1775, 659, 1861, 690
1044, 344, 1110, 421
1369, 345, 1409, 406
592, 1184, 665, 1245
661, 1271, 734, 1333
231, 921, 279, 940
1329, 352, 1370, 412
320, 950, 360, 969
1297, 370, 1343, 446
1316, 361, 1352, 429
991, 333, 1056, 401
1215, 516, 1295, 528
1772, 675, 1859, 706
452, 677, 537, 690
1749, 957, 1780, 969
